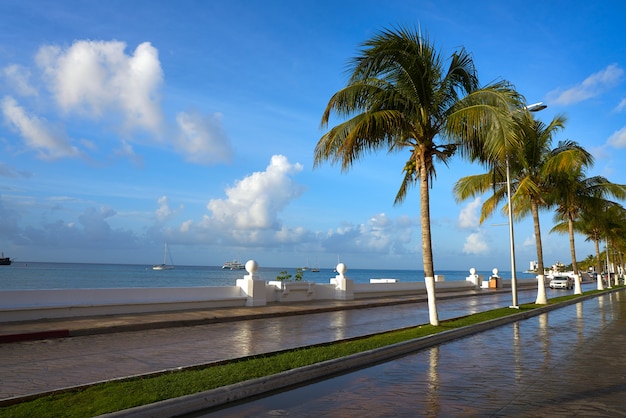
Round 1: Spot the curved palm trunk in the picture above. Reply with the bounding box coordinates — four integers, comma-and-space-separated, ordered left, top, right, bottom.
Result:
531, 200, 547, 304
567, 216, 583, 294
594, 237, 604, 290
420, 162, 439, 326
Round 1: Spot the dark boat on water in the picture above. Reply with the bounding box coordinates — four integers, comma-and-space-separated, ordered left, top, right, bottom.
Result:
0, 253, 12, 265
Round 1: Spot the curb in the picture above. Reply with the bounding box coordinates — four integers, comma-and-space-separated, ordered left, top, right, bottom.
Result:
98, 288, 622, 417
0, 329, 70, 343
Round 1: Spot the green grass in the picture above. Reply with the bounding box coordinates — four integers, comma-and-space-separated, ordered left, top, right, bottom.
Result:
1, 287, 617, 417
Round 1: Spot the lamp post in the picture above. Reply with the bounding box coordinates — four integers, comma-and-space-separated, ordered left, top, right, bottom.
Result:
507, 102, 547, 309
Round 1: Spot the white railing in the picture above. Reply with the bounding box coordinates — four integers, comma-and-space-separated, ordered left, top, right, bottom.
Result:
0, 261, 536, 322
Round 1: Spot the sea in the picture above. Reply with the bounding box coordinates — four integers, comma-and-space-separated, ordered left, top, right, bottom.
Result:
0, 262, 538, 291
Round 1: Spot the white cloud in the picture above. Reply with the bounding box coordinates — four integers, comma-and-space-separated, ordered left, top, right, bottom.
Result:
207, 155, 304, 230
35, 40, 164, 133
2, 64, 37, 97
1, 95, 80, 159
321, 213, 415, 255
155, 195, 182, 223
175, 110, 233, 164
458, 197, 482, 229
547, 64, 624, 105
462, 231, 489, 255
607, 126, 626, 148
616, 98, 626, 112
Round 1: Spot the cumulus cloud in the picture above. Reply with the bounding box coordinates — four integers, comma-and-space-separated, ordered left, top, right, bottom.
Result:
175, 110, 233, 164
17, 205, 137, 250
462, 231, 489, 255
155, 195, 182, 223
547, 64, 624, 105
457, 198, 489, 254
1, 95, 80, 159
458, 197, 481, 229
35, 40, 164, 133
207, 155, 304, 230
321, 213, 415, 255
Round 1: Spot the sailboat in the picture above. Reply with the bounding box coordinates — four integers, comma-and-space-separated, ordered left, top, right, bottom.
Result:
153, 243, 174, 270
310, 257, 320, 272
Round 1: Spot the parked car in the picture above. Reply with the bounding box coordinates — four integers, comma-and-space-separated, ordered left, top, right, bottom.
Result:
549, 275, 573, 289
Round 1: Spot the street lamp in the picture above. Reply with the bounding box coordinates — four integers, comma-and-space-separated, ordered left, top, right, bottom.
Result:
507, 102, 547, 309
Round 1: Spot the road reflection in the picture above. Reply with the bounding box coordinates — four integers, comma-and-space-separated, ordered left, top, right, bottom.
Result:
197, 290, 622, 417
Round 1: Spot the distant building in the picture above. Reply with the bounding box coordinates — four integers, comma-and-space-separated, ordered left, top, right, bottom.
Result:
529, 261, 538, 272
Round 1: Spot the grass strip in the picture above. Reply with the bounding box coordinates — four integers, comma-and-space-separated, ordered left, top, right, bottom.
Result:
0, 288, 613, 417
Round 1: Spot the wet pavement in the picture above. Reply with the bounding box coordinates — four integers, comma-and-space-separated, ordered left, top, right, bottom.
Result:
0, 282, 616, 415
200, 289, 626, 417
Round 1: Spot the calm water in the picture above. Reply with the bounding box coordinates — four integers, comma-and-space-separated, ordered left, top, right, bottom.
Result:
0, 262, 536, 290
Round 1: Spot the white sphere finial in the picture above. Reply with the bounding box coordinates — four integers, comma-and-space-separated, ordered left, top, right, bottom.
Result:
492, 268, 499, 276
470, 267, 476, 275
336, 263, 347, 277
245, 260, 258, 276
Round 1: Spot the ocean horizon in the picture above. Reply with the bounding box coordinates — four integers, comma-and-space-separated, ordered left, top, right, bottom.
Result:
0, 261, 537, 291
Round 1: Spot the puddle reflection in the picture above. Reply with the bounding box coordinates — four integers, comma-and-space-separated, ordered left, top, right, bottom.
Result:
426, 346, 440, 416
198, 292, 625, 417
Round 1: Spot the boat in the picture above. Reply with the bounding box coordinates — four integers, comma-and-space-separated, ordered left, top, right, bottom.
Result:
310, 257, 320, 272
222, 259, 245, 270
0, 252, 11, 266
153, 243, 174, 270
301, 257, 311, 271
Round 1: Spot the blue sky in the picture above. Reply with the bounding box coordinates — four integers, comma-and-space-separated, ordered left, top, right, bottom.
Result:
1, 0, 625, 271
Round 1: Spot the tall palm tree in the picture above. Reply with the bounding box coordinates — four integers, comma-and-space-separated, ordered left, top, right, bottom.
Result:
550, 169, 626, 292
600, 204, 626, 286
454, 112, 590, 303
560, 201, 610, 290
314, 27, 522, 325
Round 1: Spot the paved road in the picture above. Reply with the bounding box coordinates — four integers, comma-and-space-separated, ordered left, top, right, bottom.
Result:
199, 289, 626, 417
0, 285, 594, 401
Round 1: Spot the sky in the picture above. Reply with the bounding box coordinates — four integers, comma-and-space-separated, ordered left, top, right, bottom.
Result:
1, 0, 625, 272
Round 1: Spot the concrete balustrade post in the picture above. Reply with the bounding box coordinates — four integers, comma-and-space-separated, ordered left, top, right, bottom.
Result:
236, 260, 267, 307
330, 263, 354, 300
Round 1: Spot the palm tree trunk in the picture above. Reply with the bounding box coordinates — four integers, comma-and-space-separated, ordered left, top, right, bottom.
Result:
567, 215, 582, 294
594, 237, 604, 290
531, 200, 547, 304
420, 162, 439, 326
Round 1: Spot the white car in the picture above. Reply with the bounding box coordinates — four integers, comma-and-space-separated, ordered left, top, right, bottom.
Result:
549, 275, 574, 289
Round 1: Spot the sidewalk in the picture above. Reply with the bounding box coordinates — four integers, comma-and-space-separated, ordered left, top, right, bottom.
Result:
1, 287, 534, 403
1, 284, 615, 415
0, 288, 500, 343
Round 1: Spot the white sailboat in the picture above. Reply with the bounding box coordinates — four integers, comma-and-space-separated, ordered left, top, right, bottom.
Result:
310, 257, 320, 272
153, 243, 174, 270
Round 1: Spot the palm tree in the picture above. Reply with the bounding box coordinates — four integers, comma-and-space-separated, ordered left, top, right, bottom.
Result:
562, 202, 610, 290
454, 112, 590, 303
314, 27, 522, 325
550, 169, 626, 292
600, 204, 626, 286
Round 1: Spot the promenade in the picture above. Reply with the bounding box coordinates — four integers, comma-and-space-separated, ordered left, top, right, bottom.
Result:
209, 288, 626, 417
1, 282, 624, 417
